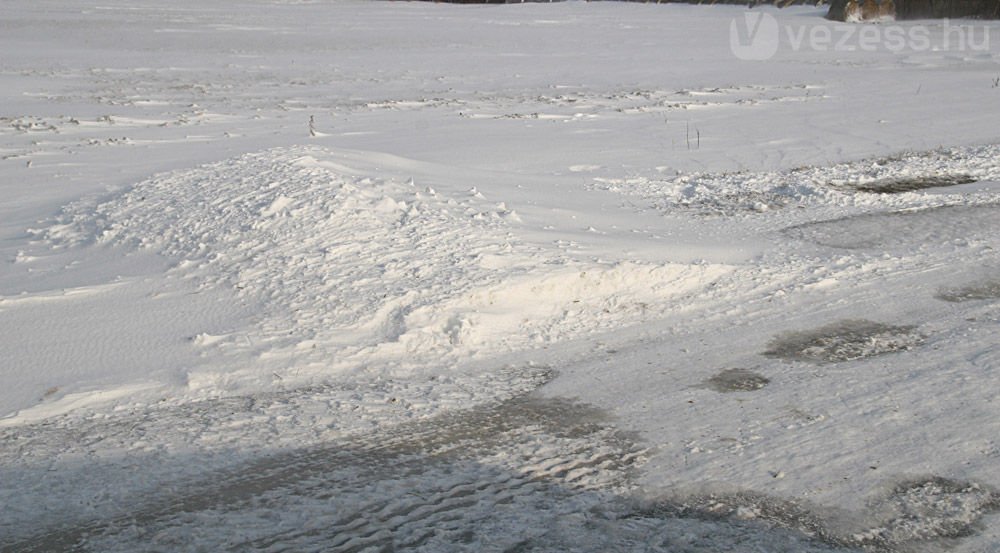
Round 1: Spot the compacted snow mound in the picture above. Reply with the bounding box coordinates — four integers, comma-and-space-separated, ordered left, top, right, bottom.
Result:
38, 147, 731, 388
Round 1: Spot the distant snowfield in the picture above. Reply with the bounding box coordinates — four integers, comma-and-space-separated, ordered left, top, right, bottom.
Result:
2, 1, 1000, 551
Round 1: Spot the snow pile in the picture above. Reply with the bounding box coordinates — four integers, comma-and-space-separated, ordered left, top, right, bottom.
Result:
38, 146, 731, 389
386, 261, 729, 358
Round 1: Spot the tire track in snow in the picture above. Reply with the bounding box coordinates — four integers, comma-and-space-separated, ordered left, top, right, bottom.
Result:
4, 387, 648, 553
6, 383, 999, 553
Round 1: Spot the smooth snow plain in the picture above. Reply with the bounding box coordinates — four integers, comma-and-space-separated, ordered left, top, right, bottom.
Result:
2, 1, 1000, 551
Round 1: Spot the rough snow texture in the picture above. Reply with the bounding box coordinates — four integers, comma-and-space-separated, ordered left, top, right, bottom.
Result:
589, 144, 1000, 218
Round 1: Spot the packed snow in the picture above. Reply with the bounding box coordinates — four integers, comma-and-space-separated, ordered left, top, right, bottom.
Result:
2, 1, 1000, 551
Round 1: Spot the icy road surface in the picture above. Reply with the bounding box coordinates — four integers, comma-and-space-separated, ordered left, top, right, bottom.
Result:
2, 1, 1000, 551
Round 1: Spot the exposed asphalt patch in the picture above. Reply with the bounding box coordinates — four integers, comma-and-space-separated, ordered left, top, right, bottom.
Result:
763, 320, 925, 363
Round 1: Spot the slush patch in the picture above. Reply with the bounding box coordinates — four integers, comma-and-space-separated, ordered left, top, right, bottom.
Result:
763, 320, 924, 363
705, 368, 770, 393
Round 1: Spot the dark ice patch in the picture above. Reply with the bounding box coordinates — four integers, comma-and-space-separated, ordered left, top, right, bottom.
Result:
705, 368, 770, 393
936, 279, 1000, 303
850, 174, 976, 194
859, 476, 1000, 548
626, 476, 1000, 553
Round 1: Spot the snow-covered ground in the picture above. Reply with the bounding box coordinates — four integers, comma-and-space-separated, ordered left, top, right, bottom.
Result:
3, 1, 1000, 551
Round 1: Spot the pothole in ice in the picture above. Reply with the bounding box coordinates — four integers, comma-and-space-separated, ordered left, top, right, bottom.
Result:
847, 174, 976, 194
936, 279, 1000, 303
763, 319, 925, 363
704, 368, 770, 393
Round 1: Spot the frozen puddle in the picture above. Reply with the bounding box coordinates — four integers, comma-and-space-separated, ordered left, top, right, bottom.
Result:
763, 320, 925, 364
